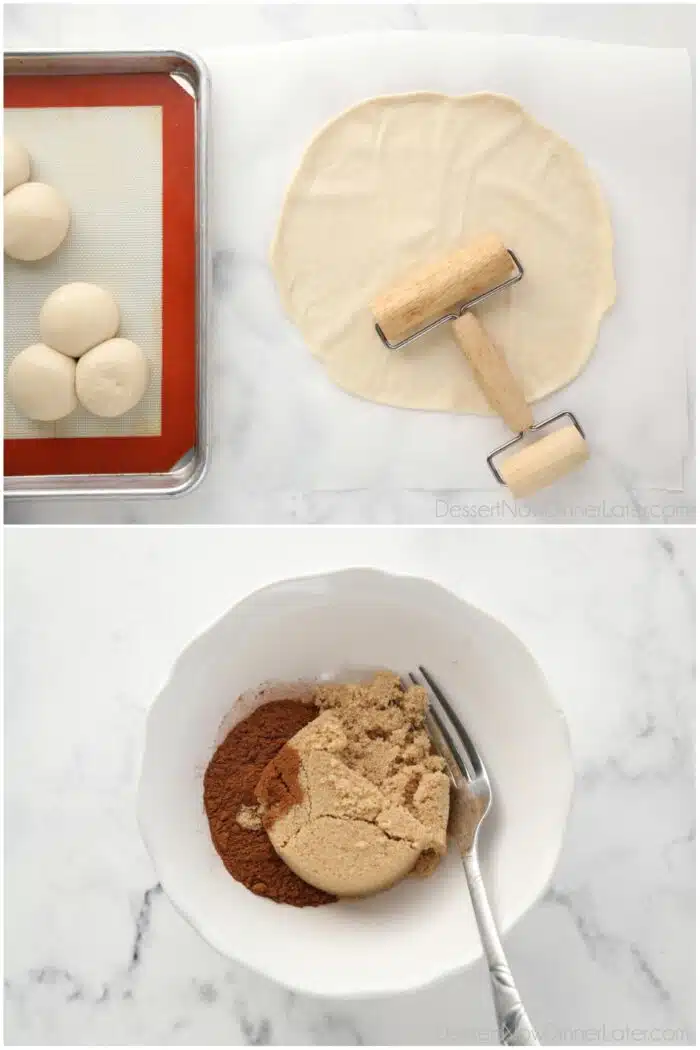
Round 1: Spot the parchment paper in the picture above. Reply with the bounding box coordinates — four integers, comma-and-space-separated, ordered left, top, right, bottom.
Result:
206, 34, 692, 491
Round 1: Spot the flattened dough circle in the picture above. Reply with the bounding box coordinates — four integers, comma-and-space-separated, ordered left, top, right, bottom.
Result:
271, 92, 616, 413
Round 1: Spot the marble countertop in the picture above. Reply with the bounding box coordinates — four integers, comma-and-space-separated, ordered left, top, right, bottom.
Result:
3, 4, 696, 526
4, 525, 695, 1045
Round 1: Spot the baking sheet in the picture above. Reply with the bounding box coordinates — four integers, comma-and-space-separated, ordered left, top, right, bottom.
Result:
3, 104, 163, 439
205, 34, 692, 492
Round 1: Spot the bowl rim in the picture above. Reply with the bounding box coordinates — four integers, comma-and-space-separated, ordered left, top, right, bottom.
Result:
137, 565, 574, 999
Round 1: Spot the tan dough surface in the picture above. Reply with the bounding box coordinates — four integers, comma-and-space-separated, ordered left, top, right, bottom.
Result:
3, 137, 31, 194
40, 282, 120, 359
271, 92, 616, 413
75, 338, 149, 418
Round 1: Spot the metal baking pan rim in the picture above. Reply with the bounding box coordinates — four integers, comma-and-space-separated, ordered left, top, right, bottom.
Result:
3, 48, 210, 501
3, 454, 208, 502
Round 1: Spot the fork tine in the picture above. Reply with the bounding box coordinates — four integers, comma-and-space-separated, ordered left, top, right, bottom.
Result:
425, 705, 472, 783
417, 665, 485, 779
407, 672, 470, 781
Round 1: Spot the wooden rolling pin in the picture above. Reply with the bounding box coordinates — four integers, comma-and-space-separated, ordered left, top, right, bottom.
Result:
371, 234, 590, 497
372, 233, 515, 345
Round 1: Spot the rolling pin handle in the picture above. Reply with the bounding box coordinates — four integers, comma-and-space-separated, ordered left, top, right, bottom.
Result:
451, 313, 534, 435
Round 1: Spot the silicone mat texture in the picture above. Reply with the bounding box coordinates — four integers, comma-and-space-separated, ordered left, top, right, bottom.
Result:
4, 69, 197, 479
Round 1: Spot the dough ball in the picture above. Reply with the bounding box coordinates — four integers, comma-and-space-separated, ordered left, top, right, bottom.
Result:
7, 343, 77, 422
4, 136, 31, 194
4, 182, 71, 261
40, 283, 120, 358
75, 338, 149, 418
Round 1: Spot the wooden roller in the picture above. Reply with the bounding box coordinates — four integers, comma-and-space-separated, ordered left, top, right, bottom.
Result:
452, 312, 589, 497
498, 426, 589, 498
372, 233, 515, 346
371, 232, 590, 497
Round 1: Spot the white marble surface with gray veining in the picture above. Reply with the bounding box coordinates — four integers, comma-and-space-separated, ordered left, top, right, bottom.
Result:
2, 4, 696, 526
4, 525, 695, 1045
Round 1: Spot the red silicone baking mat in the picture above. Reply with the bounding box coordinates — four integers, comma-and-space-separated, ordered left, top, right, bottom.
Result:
4, 72, 196, 477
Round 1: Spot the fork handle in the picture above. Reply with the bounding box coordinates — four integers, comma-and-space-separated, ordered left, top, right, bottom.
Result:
463, 850, 540, 1046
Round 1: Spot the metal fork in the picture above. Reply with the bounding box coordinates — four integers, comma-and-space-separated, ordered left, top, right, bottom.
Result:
409, 667, 539, 1047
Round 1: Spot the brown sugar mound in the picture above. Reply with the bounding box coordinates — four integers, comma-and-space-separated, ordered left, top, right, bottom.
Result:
257, 673, 451, 896
314, 671, 450, 871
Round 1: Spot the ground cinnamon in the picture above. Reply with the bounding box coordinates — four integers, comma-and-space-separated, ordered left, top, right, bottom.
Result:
256, 744, 305, 831
203, 698, 335, 907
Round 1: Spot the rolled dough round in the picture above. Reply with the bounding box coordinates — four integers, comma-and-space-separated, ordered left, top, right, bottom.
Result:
75, 338, 149, 418
3, 136, 31, 195
3, 182, 71, 262
7, 343, 77, 422
271, 93, 616, 413
40, 283, 121, 358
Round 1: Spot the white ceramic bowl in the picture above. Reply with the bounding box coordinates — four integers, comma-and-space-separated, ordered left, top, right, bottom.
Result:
138, 569, 573, 998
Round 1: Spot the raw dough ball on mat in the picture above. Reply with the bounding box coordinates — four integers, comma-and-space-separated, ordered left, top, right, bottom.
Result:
7, 343, 77, 422
271, 92, 616, 414
75, 338, 149, 418
40, 283, 120, 358
3, 137, 31, 194
4, 182, 71, 261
